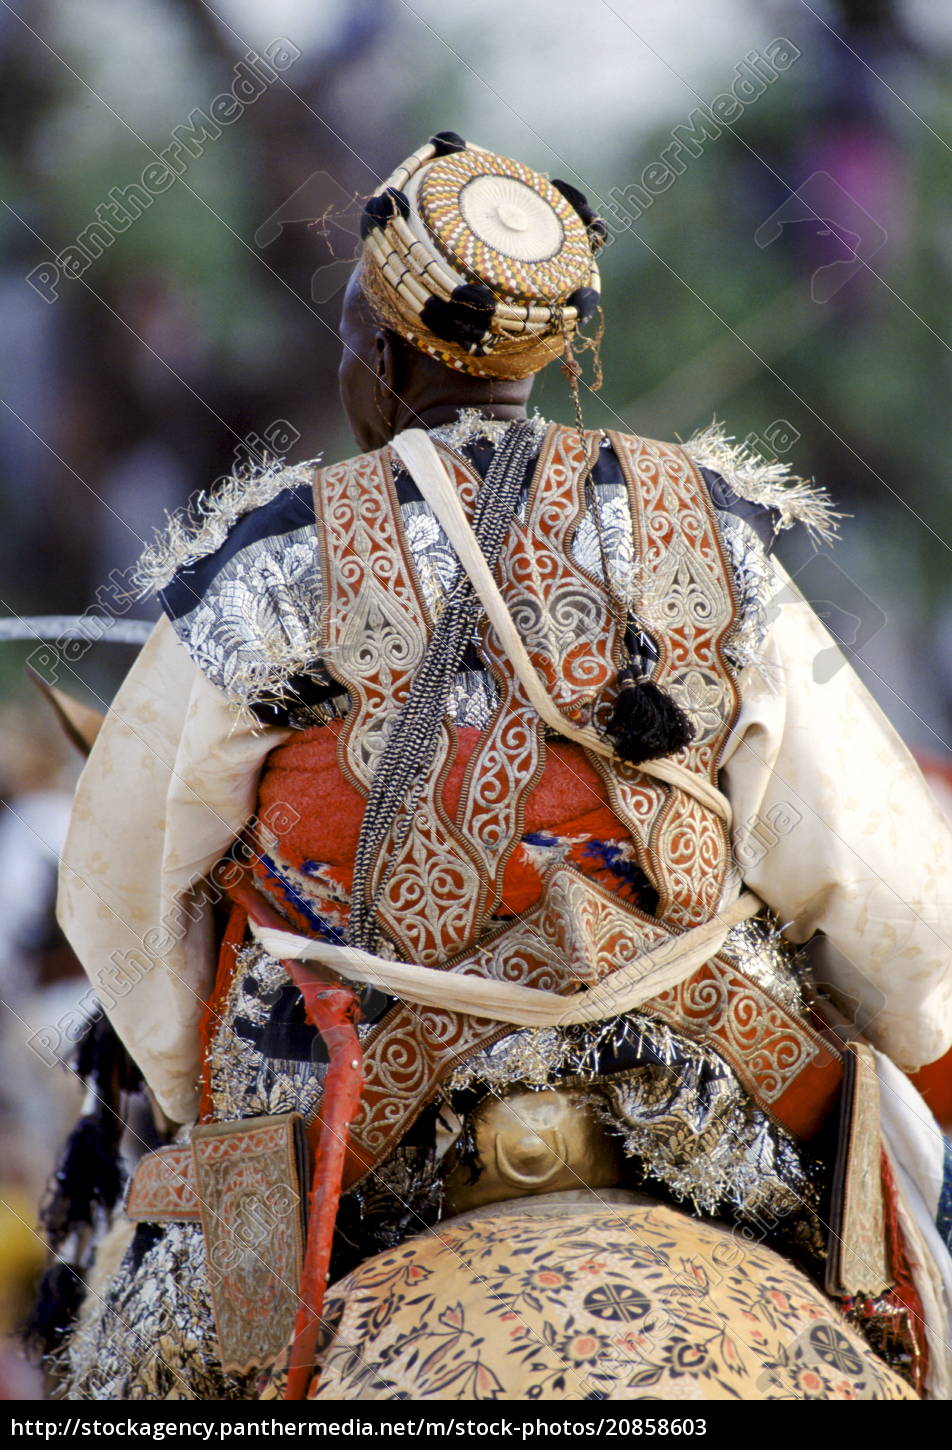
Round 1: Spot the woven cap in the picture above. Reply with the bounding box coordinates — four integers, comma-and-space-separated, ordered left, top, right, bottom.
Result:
359, 132, 605, 380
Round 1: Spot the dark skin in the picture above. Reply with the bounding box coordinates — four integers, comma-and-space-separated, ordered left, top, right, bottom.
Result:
338, 267, 534, 451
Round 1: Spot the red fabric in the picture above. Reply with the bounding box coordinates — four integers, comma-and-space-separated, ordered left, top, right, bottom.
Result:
259, 722, 612, 853
256, 721, 634, 917
881, 1149, 929, 1395
197, 901, 247, 1122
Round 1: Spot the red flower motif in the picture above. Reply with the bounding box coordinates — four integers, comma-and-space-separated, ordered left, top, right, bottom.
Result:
613, 1331, 647, 1355
534, 1270, 565, 1288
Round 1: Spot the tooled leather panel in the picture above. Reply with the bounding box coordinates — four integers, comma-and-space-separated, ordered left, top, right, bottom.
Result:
313, 429, 747, 1187
452, 428, 603, 924
343, 863, 675, 1180
314, 446, 485, 965
597, 431, 741, 927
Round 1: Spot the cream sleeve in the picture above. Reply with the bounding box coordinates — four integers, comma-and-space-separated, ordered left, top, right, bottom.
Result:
57, 616, 290, 1125
720, 558, 952, 1071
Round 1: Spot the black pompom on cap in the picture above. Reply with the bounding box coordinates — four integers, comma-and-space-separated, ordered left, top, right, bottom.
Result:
360, 187, 410, 239
430, 130, 467, 156
552, 179, 609, 249
421, 282, 496, 352
552, 178, 597, 225
567, 286, 601, 322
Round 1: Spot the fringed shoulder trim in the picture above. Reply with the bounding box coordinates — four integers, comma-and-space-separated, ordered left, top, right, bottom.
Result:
682, 422, 842, 545
131, 455, 322, 598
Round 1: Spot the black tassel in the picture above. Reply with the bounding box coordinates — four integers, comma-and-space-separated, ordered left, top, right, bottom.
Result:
24, 1012, 141, 1360
39, 1116, 125, 1251
21, 1261, 87, 1359
128, 1221, 166, 1274
74, 1013, 140, 1094
39, 1013, 135, 1254
606, 664, 696, 765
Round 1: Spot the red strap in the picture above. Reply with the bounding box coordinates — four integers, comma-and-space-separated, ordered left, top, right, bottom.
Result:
283, 982, 362, 1400
219, 866, 363, 1400
196, 900, 248, 1123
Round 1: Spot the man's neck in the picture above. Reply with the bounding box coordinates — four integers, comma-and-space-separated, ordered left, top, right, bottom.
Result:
393, 399, 530, 435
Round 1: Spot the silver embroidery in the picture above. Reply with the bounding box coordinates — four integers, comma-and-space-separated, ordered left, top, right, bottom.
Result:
170, 523, 329, 718
447, 668, 500, 727
207, 944, 329, 1124
60, 1222, 254, 1400
593, 1066, 820, 1228
134, 456, 322, 595
428, 406, 550, 452
722, 914, 805, 1015
570, 482, 639, 607
718, 512, 779, 677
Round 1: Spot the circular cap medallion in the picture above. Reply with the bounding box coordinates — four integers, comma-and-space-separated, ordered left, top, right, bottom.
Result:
460, 175, 563, 260
416, 148, 592, 303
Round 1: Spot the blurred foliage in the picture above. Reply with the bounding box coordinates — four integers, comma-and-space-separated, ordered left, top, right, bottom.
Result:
1, 0, 951, 747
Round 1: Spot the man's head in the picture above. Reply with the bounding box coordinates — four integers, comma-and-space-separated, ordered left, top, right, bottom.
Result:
338, 266, 534, 449
337, 132, 606, 446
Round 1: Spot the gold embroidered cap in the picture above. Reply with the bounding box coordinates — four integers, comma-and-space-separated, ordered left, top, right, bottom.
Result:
359, 131, 607, 380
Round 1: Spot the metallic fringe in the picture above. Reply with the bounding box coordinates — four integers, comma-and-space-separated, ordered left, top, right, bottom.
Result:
682, 422, 842, 544
216, 635, 330, 733
428, 407, 551, 453
445, 1026, 581, 1095
131, 455, 322, 598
